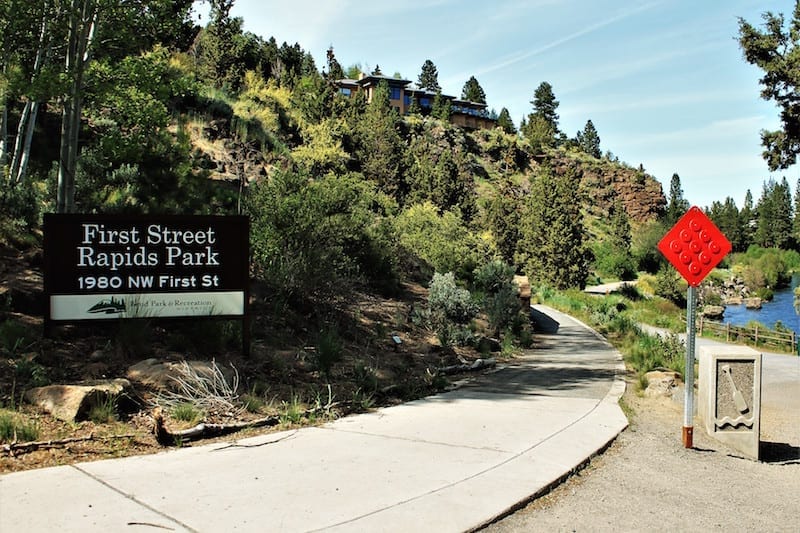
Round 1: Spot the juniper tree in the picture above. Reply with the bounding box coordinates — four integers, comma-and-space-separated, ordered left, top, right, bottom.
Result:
516, 166, 590, 289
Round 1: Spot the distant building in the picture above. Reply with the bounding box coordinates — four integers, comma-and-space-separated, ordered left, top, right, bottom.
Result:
337, 74, 495, 130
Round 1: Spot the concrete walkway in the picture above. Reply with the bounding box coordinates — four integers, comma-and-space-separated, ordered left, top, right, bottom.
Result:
0, 306, 628, 533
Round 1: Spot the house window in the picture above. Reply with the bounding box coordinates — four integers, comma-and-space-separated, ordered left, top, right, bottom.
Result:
389, 87, 402, 100
420, 97, 431, 108
339, 88, 352, 96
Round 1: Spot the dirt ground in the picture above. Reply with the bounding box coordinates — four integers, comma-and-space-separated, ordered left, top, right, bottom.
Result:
483, 379, 800, 533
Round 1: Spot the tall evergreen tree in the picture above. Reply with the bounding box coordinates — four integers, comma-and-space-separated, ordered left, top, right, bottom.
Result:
531, 81, 559, 133
665, 173, 690, 225
496, 107, 516, 134
576, 119, 601, 158
795, 178, 800, 246
709, 197, 745, 252
325, 46, 344, 80
523, 81, 560, 149
461, 76, 486, 104
417, 59, 440, 91
738, 5, 800, 170
356, 80, 406, 201
740, 189, 755, 248
755, 177, 793, 248
516, 166, 590, 289
431, 90, 451, 121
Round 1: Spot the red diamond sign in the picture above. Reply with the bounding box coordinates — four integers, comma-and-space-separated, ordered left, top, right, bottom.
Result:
658, 206, 732, 287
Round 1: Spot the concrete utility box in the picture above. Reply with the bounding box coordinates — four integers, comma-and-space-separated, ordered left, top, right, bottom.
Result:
698, 346, 762, 460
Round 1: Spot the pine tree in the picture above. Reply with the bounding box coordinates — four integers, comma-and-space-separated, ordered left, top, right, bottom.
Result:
325, 46, 344, 80
356, 80, 406, 201
738, 6, 800, 170
665, 173, 690, 225
461, 76, 486, 104
576, 119, 601, 158
794, 178, 800, 245
531, 82, 559, 133
709, 197, 745, 252
524, 81, 560, 149
516, 166, 590, 289
755, 177, 793, 249
417, 59, 440, 91
740, 189, 755, 248
497, 108, 516, 134
431, 91, 451, 121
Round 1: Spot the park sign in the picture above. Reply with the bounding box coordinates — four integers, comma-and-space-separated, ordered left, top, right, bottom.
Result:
44, 214, 248, 322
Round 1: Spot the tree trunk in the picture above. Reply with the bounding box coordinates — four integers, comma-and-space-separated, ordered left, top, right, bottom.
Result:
10, 0, 55, 185
0, 100, 7, 175
57, 0, 97, 213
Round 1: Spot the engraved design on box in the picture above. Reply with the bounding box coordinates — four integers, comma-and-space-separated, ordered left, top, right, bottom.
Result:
714, 360, 754, 431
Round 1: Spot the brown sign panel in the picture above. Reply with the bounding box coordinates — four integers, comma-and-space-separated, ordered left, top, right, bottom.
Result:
44, 214, 248, 321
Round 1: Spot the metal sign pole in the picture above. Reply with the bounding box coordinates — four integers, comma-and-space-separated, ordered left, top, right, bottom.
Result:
683, 285, 697, 448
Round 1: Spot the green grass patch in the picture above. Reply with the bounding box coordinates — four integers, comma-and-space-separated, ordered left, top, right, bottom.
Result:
171, 402, 203, 425
0, 409, 40, 442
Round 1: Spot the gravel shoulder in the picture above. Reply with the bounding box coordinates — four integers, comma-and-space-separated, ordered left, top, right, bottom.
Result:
482, 376, 800, 533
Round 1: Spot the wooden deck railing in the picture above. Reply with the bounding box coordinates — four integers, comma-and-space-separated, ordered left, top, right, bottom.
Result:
698, 316, 798, 354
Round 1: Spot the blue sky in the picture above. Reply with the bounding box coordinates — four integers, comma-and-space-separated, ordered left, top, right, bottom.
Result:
215, 0, 795, 209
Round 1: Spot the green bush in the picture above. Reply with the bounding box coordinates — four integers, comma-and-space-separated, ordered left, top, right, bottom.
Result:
593, 241, 637, 281
654, 266, 686, 307
427, 272, 478, 346
394, 202, 485, 280
473, 261, 520, 335
314, 327, 343, 379
248, 170, 399, 303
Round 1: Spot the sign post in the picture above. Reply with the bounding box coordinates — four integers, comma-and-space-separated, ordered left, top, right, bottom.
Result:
657, 206, 731, 448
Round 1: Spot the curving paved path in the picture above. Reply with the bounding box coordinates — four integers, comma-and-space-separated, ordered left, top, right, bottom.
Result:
0, 305, 628, 533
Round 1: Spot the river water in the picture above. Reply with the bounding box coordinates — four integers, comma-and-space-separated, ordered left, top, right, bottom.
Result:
721, 274, 800, 336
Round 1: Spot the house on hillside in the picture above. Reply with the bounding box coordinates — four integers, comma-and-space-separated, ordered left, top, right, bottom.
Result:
336, 74, 495, 130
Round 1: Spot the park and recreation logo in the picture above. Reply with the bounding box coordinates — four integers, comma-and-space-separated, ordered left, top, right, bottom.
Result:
86, 296, 126, 315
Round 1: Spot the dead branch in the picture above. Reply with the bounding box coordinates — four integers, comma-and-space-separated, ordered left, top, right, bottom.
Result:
153, 409, 280, 446
2, 433, 136, 457
438, 358, 497, 375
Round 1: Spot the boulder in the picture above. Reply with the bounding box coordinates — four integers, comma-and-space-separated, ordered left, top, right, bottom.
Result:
24, 379, 132, 422
744, 297, 762, 309
701, 305, 725, 320
126, 358, 233, 392
643, 370, 681, 398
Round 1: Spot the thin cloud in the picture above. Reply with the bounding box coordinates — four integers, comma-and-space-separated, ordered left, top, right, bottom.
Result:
448, 1, 661, 82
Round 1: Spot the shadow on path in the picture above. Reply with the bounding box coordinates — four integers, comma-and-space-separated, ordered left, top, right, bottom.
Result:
531, 307, 560, 333
760, 441, 800, 464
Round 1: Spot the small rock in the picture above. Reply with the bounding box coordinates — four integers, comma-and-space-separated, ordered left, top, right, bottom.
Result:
644, 370, 682, 398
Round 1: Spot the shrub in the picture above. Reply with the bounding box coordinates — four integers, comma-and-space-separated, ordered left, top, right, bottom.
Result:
654, 266, 686, 307
394, 202, 485, 280
473, 261, 520, 335
315, 327, 343, 379
427, 272, 479, 346
248, 170, 399, 303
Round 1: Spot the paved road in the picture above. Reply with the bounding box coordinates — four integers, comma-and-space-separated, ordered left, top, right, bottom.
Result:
0, 306, 628, 533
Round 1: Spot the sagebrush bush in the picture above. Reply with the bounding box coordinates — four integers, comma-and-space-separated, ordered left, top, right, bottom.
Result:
427, 272, 478, 346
